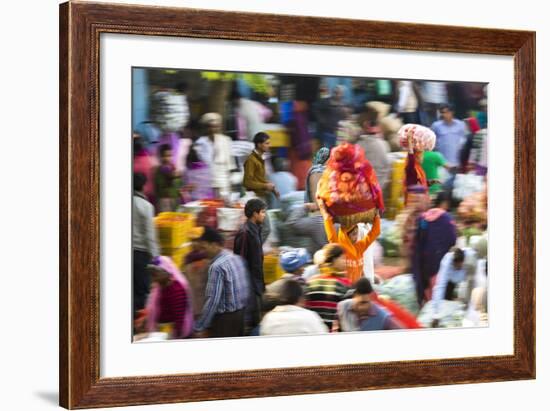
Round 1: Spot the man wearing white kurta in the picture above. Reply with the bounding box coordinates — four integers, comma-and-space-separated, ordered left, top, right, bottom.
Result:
260, 279, 328, 336
195, 113, 236, 199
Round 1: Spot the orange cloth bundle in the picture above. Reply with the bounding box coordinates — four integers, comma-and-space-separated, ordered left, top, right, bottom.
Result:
317, 143, 384, 229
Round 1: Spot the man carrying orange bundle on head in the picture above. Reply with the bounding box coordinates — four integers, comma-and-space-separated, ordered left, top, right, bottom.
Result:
316, 143, 383, 284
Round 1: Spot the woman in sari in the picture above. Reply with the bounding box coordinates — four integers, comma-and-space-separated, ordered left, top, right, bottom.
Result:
145, 256, 194, 339
304, 147, 330, 203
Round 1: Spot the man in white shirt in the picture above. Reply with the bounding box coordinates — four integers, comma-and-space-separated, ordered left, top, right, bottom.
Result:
194, 112, 236, 199
260, 279, 328, 336
431, 247, 477, 326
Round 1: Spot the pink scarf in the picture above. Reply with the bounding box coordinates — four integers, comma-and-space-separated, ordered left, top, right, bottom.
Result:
422, 207, 446, 222
146, 256, 194, 338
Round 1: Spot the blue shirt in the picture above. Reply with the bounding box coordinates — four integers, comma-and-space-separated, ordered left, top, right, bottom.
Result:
431, 119, 466, 167
194, 249, 250, 332
269, 171, 297, 198
336, 299, 402, 331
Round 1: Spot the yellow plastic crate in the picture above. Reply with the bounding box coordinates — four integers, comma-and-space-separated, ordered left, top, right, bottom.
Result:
264, 128, 291, 148
155, 212, 195, 248
263, 254, 285, 285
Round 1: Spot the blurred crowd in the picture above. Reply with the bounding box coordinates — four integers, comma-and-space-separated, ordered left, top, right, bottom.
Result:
132, 72, 488, 341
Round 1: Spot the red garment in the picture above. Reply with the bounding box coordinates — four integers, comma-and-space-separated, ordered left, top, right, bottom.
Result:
289, 148, 311, 190
404, 153, 428, 205
157, 280, 189, 338
465, 117, 481, 134
134, 150, 156, 201
371, 293, 422, 329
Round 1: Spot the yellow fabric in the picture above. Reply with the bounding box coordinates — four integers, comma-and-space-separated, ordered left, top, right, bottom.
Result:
323, 215, 381, 284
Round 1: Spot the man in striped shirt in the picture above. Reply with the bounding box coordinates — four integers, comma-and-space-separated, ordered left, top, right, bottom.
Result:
193, 227, 251, 338
305, 244, 352, 331
305, 274, 351, 331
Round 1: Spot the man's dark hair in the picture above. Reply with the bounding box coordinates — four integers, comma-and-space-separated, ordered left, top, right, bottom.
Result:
253, 132, 270, 147
433, 191, 449, 208
133, 172, 147, 192
279, 279, 304, 306
175, 82, 188, 94
185, 118, 201, 138
159, 143, 172, 156
244, 198, 267, 219
230, 84, 242, 102
186, 144, 200, 167
453, 248, 465, 264
439, 103, 455, 112
198, 226, 225, 245
354, 277, 373, 296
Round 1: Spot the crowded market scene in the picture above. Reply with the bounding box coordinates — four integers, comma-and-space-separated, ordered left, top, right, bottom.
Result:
132, 68, 488, 341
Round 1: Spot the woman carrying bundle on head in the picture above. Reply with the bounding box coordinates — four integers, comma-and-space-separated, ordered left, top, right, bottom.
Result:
398, 124, 437, 205
315, 143, 383, 283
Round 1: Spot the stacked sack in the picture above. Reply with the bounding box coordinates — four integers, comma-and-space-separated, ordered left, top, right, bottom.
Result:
150, 90, 189, 133
316, 143, 384, 229
453, 174, 485, 202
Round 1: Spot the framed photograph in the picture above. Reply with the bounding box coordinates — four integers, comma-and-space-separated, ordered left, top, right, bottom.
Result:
59, 1, 535, 409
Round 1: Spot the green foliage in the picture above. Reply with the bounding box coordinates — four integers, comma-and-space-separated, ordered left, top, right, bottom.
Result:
201, 72, 270, 94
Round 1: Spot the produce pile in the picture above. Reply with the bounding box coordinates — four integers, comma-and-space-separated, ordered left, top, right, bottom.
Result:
457, 189, 487, 224
453, 174, 485, 202
374, 273, 420, 315
377, 219, 402, 258
417, 300, 466, 328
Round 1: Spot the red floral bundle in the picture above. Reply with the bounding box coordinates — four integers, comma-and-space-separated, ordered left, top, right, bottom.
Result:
317, 143, 384, 228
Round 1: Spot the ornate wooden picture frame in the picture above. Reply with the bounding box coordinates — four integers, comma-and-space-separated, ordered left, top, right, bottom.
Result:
59, 1, 535, 408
